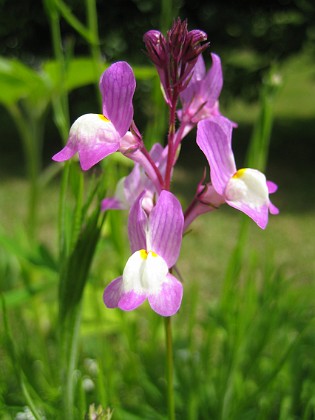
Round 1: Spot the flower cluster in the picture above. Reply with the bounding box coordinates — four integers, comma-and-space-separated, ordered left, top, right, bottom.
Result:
53, 18, 278, 317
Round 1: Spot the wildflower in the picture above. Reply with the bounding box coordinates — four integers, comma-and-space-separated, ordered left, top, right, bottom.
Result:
196, 116, 279, 229
103, 190, 184, 316
52, 61, 137, 170
143, 18, 208, 105
179, 53, 223, 126
101, 143, 167, 212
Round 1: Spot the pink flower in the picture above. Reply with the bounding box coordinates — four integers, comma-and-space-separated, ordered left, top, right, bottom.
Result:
101, 143, 167, 213
52, 62, 137, 170
103, 190, 184, 316
179, 53, 223, 123
196, 116, 279, 229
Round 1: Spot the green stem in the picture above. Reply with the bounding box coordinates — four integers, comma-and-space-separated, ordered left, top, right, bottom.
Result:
164, 316, 175, 420
47, 0, 70, 141
58, 161, 70, 259
59, 304, 82, 420
8, 104, 44, 240
85, 0, 103, 106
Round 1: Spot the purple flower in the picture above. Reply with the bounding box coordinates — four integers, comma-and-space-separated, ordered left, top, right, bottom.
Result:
103, 190, 184, 317
52, 62, 137, 170
178, 53, 227, 134
101, 143, 167, 213
196, 116, 279, 229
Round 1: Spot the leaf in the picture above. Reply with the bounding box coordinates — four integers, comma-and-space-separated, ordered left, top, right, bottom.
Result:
58, 208, 105, 321
0, 57, 50, 106
43, 57, 99, 91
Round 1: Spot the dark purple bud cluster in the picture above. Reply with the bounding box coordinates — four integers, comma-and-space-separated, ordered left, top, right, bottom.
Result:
143, 18, 209, 106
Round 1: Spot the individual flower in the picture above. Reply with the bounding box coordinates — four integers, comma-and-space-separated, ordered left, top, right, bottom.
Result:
177, 52, 237, 141
179, 53, 222, 123
143, 18, 208, 105
101, 143, 167, 213
196, 116, 279, 229
52, 61, 137, 170
103, 190, 184, 316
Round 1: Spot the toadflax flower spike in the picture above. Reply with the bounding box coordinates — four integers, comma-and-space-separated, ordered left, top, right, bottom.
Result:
52, 62, 137, 170
103, 190, 184, 316
196, 116, 279, 229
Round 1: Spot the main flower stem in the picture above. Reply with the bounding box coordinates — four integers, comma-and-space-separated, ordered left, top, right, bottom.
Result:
164, 316, 175, 420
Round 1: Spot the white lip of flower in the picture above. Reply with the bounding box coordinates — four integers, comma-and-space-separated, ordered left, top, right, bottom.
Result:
225, 168, 269, 209
122, 249, 168, 294
70, 113, 114, 145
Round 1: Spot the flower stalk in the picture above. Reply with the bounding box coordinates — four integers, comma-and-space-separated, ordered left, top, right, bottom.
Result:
164, 316, 175, 420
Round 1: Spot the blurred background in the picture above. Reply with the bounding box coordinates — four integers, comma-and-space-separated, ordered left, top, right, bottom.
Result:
0, 0, 315, 418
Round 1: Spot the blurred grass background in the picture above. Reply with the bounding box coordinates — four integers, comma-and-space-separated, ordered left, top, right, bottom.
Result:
0, 0, 315, 418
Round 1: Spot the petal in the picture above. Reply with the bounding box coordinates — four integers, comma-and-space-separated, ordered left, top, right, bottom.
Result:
119, 250, 169, 312
124, 165, 142, 205
148, 190, 184, 268
78, 142, 119, 171
140, 251, 169, 293
128, 192, 148, 253
180, 54, 206, 105
269, 202, 280, 215
103, 276, 123, 308
197, 116, 236, 195
103, 276, 146, 311
52, 143, 77, 163
101, 176, 132, 212
200, 53, 223, 108
101, 197, 125, 211
225, 168, 270, 229
122, 250, 168, 293
267, 180, 278, 194
118, 289, 147, 311
148, 273, 183, 317
100, 62, 136, 137
122, 250, 148, 292
52, 114, 120, 170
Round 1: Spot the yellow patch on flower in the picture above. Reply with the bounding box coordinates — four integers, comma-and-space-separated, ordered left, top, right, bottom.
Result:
98, 114, 110, 122
139, 249, 158, 259
232, 168, 247, 179
139, 249, 148, 259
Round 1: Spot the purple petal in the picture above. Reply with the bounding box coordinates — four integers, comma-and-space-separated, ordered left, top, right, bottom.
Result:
269, 201, 279, 215
149, 190, 184, 268
124, 164, 143, 205
100, 62, 136, 137
197, 116, 236, 195
227, 200, 269, 229
180, 54, 206, 105
148, 273, 183, 316
103, 277, 123, 308
78, 142, 119, 170
52, 144, 77, 163
267, 180, 278, 194
200, 53, 223, 108
117, 289, 147, 311
103, 276, 146, 310
128, 192, 148, 253
101, 197, 124, 212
